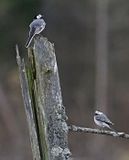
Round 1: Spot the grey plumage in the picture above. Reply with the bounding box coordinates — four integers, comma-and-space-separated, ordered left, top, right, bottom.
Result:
94, 110, 115, 130
25, 14, 46, 48
95, 113, 113, 125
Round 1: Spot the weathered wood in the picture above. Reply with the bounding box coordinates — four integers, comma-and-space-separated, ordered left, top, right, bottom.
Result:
16, 36, 71, 160
16, 45, 41, 160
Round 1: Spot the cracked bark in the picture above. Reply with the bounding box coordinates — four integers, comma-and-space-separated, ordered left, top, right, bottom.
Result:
16, 36, 71, 160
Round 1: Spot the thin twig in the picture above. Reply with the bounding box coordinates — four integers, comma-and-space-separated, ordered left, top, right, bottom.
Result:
68, 124, 129, 139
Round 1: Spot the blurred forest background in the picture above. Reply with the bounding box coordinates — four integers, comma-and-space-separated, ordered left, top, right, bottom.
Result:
0, 0, 129, 159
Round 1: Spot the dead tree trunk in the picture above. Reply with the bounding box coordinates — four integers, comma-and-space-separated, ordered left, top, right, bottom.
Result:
16, 36, 71, 160
95, 0, 109, 112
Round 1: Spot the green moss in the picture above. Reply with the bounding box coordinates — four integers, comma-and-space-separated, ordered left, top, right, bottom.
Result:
26, 48, 49, 160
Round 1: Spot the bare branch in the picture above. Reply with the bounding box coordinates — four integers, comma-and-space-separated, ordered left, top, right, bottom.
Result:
68, 124, 129, 139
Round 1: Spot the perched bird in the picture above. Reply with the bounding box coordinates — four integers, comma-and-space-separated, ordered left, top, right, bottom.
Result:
25, 14, 46, 48
94, 110, 115, 131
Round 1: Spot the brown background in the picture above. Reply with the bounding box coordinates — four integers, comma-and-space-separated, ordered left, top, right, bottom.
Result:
0, 0, 129, 159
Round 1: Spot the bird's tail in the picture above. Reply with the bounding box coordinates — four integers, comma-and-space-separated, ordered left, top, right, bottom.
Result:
108, 125, 117, 133
25, 33, 35, 48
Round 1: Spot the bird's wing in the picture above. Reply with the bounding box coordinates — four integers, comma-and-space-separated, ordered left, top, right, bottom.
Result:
95, 114, 114, 125
30, 19, 45, 35
29, 19, 45, 29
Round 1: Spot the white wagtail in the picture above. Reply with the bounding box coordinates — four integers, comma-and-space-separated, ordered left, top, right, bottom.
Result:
25, 14, 46, 48
94, 110, 115, 131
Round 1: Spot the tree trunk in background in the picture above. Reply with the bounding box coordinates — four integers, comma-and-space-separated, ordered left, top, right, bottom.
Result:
93, 0, 109, 158
95, 0, 109, 113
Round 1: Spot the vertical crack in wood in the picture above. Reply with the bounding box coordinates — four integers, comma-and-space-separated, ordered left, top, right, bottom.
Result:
32, 36, 71, 160
16, 36, 71, 160
16, 45, 41, 160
